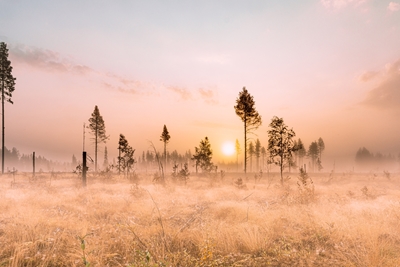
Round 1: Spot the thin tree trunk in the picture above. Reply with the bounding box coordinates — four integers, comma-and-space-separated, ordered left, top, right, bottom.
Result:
244, 117, 247, 174
95, 121, 98, 172
164, 142, 166, 170
1, 84, 4, 174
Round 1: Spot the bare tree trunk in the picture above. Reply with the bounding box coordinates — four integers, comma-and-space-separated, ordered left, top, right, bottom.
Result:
94, 122, 98, 172
1, 83, 4, 174
244, 117, 247, 174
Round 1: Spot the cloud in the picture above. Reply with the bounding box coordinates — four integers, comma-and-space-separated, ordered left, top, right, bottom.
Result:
167, 86, 192, 100
10, 44, 160, 96
359, 70, 380, 82
9, 44, 93, 75
198, 88, 217, 104
388, 2, 400, 12
320, 0, 366, 10
361, 59, 400, 110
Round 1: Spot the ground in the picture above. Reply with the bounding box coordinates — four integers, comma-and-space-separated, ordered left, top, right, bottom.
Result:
1, 170, 400, 266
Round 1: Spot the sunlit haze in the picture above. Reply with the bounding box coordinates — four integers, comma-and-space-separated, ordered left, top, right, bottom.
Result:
1, 0, 400, 171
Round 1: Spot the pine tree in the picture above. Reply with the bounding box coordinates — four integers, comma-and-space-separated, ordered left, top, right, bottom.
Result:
248, 141, 254, 172
297, 138, 306, 168
103, 146, 109, 169
267, 116, 296, 184
118, 134, 135, 176
160, 125, 171, 169
88, 105, 108, 172
308, 141, 319, 172
261, 146, 266, 171
234, 87, 262, 173
255, 139, 261, 172
191, 137, 214, 173
0, 42, 16, 174
317, 137, 325, 163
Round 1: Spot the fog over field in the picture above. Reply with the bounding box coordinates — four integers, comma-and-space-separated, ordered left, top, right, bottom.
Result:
0, 0, 399, 172
1, 1, 400, 266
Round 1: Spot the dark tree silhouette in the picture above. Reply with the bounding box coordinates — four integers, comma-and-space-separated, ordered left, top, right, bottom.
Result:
118, 134, 136, 176
103, 146, 109, 169
160, 125, 171, 169
308, 141, 319, 172
248, 141, 254, 172
0, 42, 16, 174
88, 105, 108, 172
267, 116, 296, 184
295, 138, 306, 168
317, 137, 325, 162
255, 139, 261, 172
234, 87, 262, 173
235, 139, 241, 172
192, 137, 214, 173
261, 146, 266, 171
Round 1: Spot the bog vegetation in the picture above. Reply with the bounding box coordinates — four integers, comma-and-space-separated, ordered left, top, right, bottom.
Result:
1, 170, 400, 266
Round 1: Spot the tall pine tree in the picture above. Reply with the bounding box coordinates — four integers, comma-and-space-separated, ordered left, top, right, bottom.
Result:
234, 87, 262, 173
88, 105, 108, 172
0, 42, 16, 174
160, 125, 171, 169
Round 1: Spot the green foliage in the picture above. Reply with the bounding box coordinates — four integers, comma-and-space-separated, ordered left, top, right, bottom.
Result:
77, 234, 92, 267
234, 87, 262, 173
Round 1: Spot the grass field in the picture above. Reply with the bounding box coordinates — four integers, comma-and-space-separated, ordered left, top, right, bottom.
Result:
1, 170, 400, 266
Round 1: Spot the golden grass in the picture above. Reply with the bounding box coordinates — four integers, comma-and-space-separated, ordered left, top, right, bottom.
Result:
1, 171, 400, 266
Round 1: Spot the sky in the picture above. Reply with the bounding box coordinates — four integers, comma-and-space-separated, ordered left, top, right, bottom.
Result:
1, 0, 400, 171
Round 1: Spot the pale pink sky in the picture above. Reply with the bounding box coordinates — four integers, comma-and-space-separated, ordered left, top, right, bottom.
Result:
1, 0, 400, 171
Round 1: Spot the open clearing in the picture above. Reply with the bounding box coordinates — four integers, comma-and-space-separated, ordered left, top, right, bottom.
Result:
1, 171, 400, 266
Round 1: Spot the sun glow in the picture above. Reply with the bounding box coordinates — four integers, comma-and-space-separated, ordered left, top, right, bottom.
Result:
222, 141, 235, 156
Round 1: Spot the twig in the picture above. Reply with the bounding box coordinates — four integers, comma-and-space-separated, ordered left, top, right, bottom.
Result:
242, 192, 254, 201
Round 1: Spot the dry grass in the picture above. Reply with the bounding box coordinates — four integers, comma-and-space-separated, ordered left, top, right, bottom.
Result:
1, 171, 400, 266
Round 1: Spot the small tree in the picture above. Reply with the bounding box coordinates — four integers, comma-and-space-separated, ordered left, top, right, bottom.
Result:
296, 138, 306, 168
103, 146, 109, 170
308, 141, 319, 172
0, 42, 16, 174
261, 146, 266, 171
234, 87, 262, 173
88, 105, 109, 172
191, 137, 214, 173
235, 139, 241, 172
118, 134, 136, 177
317, 137, 325, 167
248, 141, 254, 172
160, 125, 171, 169
255, 139, 261, 172
267, 116, 296, 184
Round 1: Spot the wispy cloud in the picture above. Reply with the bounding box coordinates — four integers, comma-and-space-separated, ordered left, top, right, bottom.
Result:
9, 43, 220, 103
10, 44, 93, 75
388, 2, 400, 12
320, 0, 367, 10
358, 70, 380, 82
167, 86, 192, 100
198, 88, 218, 104
361, 59, 400, 110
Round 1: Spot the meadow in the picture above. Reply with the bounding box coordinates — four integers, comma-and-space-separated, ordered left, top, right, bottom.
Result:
1, 170, 400, 266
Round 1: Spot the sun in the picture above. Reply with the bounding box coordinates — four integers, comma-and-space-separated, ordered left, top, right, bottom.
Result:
221, 141, 235, 156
